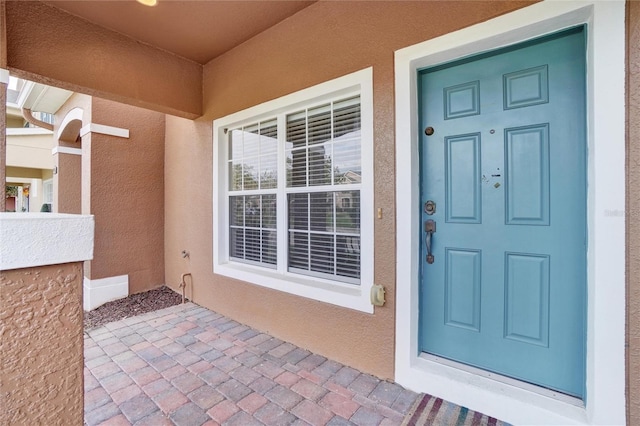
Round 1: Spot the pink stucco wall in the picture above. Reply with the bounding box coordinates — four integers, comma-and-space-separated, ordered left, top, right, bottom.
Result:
87, 98, 165, 294
627, 1, 640, 423
0, 262, 84, 425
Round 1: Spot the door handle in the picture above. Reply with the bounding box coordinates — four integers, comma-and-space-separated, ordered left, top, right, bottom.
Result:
424, 219, 436, 264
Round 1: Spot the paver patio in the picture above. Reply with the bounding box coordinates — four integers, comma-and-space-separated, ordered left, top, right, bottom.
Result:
84, 302, 502, 425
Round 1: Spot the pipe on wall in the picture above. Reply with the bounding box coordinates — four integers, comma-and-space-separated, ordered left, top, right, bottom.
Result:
22, 108, 54, 131
179, 272, 191, 304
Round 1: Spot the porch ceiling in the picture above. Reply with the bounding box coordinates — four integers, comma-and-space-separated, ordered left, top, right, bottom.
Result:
42, 0, 317, 65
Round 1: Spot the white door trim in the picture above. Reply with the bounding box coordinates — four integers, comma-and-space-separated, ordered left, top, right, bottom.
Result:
394, 1, 625, 425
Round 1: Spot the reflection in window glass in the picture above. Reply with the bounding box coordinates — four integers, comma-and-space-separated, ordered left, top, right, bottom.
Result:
228, 95, 362, 284
228, 120, 278, 191
287, 191, 360, 282
228, 119, 278, 268
229, 194, 277, 266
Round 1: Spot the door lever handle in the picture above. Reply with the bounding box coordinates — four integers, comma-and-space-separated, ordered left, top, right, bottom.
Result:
424, 219, 436, 264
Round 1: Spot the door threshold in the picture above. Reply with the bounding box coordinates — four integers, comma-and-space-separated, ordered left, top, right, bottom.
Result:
419, 352, 584, 408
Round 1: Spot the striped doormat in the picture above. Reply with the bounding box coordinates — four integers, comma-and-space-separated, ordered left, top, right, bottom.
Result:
402, 394, 511, 426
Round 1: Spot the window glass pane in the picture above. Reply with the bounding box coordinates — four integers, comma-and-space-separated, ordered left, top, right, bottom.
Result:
308, 146, 330, 186
286, 97, 361, 188
287, 191, 360, 283
260, 119, 278, 155
230, 162, 243, 191
287, 112, 307, 149
333, 98, 361, 185
337, 235, 360, 279
286, 149, 293, 187
245, 228, 261, 262
229, 194, 277, 266
288, 193, 308, 231
260, 154, 278, 189
333, 139, 361, 185
308, 104, 331, 146
242, 162, 259, 190
230, 228, 245, 259
262, 229, 277, 265
310, 233, 334, 274
244, 194, 261, 227
230, 196, 244, 226
43, 180, 53, 203
243, 124, 260, 158
288, 148, 308, 187
230, 129, 243, 161
309, 192, 332, 231
259, 119, 278, 189
288, 232, 309, 270
230, 121, 278, 191
333, 97, 360, 139
261, 194, 277, 229
336, 191, 360, 231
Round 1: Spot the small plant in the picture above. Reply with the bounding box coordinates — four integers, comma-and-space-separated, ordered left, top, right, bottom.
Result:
5, 185, 18, 198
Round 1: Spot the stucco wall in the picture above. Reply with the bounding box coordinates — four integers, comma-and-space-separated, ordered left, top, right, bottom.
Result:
165, 1, 533, 379
55, 151, 81, 214
1, 81, 6, 213
627, 1, 640, 423
0, 262, 84, 425
4, 0, 202, 119
6, 115, 22, 127
6, 133, 55, 169
57, 92, 93, 137
5, 166, 47, 179
87, 98, 165, 294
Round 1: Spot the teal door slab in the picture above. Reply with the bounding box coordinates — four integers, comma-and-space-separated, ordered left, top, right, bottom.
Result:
418, 28, 587, 398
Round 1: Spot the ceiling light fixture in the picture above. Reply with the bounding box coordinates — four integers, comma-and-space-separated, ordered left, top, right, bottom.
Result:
136, 0, 158, 6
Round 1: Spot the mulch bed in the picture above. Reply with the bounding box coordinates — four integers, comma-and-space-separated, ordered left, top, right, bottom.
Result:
83, 286, 186, 330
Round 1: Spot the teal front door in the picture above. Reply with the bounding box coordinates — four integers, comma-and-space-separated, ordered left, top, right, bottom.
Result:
418, 28, 587, 398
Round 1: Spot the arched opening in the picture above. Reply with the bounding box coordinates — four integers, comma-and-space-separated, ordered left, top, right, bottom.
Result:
54, 107, 84, 214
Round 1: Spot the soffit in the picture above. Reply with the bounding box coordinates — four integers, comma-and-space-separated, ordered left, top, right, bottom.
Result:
16, 81, 73, 114
42, 0, 316, 65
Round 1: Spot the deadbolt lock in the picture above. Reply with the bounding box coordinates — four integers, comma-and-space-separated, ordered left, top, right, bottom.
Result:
425, 126, 435, 136
424, 200, 436, 215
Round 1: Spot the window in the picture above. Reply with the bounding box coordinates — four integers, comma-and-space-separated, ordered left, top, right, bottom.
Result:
228, 120, 279, 268
43, 179, 53, 204
214, 68, 373, 313
38, 112, 54, 125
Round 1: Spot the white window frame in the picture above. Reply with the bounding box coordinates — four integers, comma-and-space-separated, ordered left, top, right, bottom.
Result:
395, 1, 625, 425
43, 178, 53, 204
214, 68, 374, 313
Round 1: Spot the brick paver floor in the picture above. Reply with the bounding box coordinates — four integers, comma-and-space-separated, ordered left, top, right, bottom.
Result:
84, 302, 420, 426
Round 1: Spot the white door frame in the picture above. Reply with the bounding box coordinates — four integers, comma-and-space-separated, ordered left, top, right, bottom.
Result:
394, 1, 626, 425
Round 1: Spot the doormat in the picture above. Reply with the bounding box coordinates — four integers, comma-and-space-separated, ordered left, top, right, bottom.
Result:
402, 394, 511, 426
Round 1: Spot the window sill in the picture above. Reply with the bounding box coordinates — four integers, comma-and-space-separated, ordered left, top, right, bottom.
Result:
214, 261, 374, 314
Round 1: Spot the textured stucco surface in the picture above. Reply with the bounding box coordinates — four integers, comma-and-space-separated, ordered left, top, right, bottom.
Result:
4, 1, 202, 119
56, 93, 92, 217
628, 1, 640, 423
55, 150, 81, 214
0, 213, 94, 270
0, 262, 84, 425
166, 1, 533, 380
0, 81, 6, 213
1, 1, 5, 211
86, 98, 165, 295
